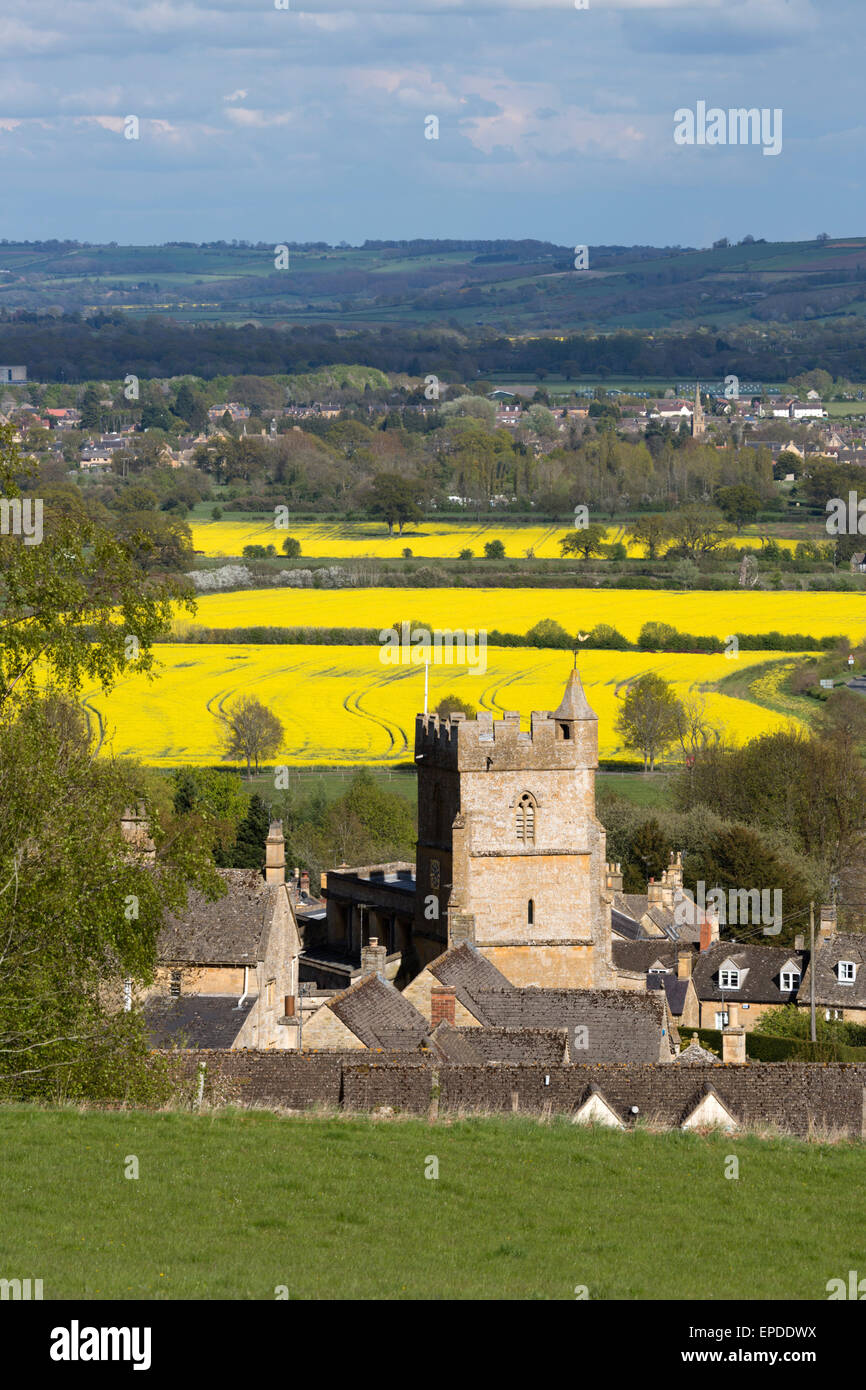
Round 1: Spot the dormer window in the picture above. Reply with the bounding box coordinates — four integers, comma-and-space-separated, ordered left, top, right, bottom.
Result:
719, 968, 740, 990
838, 960, 857, 983
516, 793, 536, 844
780, 970, 800, 993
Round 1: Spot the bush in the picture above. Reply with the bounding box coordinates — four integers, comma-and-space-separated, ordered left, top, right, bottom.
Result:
459, 548, 473, 560
583, 623, 631, 650
281, 536, 301, 558
211, 505, 223, 520
484, 539, 506, 559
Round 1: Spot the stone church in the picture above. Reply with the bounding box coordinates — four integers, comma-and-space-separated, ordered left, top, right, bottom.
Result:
409, 666, 617, 989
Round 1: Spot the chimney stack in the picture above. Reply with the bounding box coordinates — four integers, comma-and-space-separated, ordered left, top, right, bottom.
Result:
360, 936, 387, 978
265, 820, 286, 885
677, 947, 693, 980
604, 861, 623, 893
300, 869, 310, 897
431, 985, 457, 1029
722, 1003, 746, 1064
647, 877, 664, 907
819, 905, 836, 941
794, 933, 805, 952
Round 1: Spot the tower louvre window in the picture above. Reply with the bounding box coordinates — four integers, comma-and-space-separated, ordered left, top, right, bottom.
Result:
516, 793, 536, 844
528, 899, 534, 926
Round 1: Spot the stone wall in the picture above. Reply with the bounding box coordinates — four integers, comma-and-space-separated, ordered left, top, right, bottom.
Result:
162, 1052, 866, 1138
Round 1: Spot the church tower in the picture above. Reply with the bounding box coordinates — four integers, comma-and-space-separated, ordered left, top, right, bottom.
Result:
412, 668, 615, 988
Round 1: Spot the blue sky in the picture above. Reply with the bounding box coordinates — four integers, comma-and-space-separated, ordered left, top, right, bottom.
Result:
0, 0, 860, 246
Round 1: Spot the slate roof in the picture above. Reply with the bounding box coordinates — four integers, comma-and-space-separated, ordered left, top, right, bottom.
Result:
468, 987, 671, 1063
611, 891, 706, 943
648, 973, 691, 1018
158, 869, 277, 965
613, 892, 650, 922
329, 972, 432, 1050
427, 942, 514, 1016
144, 993, 256, 1049
429, 1022, 569, 1064
691, 942, 808, 1004
612, 941, 677, 974
611, 908, 647, 941
800, 933, 866, 1009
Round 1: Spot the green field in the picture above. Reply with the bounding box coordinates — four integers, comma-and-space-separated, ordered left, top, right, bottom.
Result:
1, 1108, 862, 1299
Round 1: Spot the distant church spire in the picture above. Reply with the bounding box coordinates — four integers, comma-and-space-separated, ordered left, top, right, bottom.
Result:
692, 382, 706, 438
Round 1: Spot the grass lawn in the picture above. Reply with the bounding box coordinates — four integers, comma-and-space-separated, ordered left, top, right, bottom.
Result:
1, 1108, 863, 1300
597, 771, 673, 808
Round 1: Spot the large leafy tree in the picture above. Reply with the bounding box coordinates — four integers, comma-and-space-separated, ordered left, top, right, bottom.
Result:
366, 472, 423, 535
615, 672, 682, 771
0, 696, 221, 1100
0, 424, 194, 718
0, 426, 218, 1099
219, 694, 284, 777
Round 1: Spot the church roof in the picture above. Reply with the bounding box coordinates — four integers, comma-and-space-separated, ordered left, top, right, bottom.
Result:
552, 667, 596, 722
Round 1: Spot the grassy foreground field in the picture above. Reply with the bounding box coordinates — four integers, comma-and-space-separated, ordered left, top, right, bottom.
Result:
190, 518, 803, 560
83, 645, 807, 765
1, 1108, 862, 1300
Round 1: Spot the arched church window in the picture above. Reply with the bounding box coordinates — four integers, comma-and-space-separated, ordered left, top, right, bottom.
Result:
527, 898, 534, 926
516, 792, 536, 844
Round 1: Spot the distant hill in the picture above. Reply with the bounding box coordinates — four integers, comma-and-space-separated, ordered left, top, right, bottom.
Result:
1, 236, 866, 334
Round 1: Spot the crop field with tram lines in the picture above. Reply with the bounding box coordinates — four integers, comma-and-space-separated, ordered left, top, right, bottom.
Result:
81, 643, 814, 768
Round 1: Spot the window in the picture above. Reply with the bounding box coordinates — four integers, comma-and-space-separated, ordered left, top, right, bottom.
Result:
170, 971, 181, 998
266, 979, 275, 1008
838, 960, 856, 983
719, 969, 740, 989
826, 1008, 843, 1021
780, 971, 800, 993
516, 793, 536, 844
527, 899, 534, 927
714, 1010, 729, 1029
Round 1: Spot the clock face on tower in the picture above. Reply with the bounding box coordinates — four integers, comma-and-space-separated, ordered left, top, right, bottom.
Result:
429, 859, 441, 889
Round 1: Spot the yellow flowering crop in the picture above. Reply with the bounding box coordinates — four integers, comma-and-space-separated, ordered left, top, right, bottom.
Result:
183, 587, 866, 646
83, 644, 806, 768
190, 519, 799, 561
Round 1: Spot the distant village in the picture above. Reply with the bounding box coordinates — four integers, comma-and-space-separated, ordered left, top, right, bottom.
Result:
1, 362, 865, 481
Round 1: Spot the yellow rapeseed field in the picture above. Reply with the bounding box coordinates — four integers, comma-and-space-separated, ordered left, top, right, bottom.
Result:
191, 519, 800, 560
183, 587, 866, 645
83, 644, 807, 768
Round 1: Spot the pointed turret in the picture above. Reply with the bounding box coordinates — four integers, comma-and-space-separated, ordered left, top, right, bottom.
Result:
552, 666, 596, 724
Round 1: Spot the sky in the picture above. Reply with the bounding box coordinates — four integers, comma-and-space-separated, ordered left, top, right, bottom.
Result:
0, 0, 861, 247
